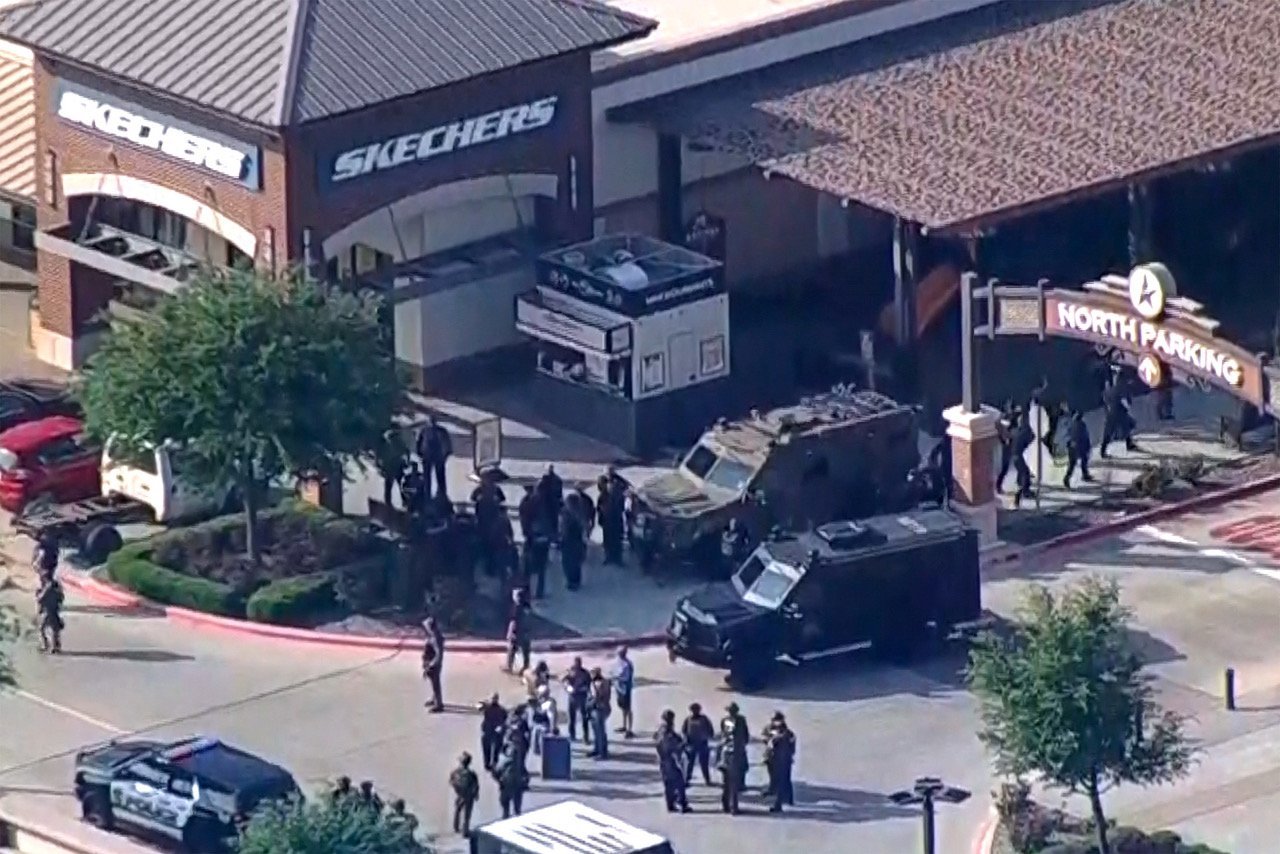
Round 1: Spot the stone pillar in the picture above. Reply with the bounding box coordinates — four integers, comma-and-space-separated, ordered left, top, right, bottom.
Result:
1127, 183, 1153, 266
656, 134, 683, 244
944, 403, 1002, 549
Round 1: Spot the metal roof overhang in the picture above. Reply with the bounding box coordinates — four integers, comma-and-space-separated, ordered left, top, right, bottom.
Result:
36, 223, 207, 296
607, 0, 1280, 234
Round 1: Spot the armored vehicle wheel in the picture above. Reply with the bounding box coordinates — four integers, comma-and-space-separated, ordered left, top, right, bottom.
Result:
81, 523, 124, 565
726, 657, 773, 692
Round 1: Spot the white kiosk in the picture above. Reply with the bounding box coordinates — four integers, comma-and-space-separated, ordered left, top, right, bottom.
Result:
517, 234, 729, 455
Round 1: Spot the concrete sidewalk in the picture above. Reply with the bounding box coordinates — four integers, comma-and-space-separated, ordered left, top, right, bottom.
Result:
998, 386, 1249, 516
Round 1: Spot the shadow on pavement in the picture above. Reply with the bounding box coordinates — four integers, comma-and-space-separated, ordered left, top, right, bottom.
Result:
64, 603, 164, 619
736, 648, 970, 703
780, 782, 920, 825
58, 648, 194, 663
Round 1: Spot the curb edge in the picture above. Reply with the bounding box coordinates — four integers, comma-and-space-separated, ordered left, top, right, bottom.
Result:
41, 471, 1280, 654
973, 808, 999, 854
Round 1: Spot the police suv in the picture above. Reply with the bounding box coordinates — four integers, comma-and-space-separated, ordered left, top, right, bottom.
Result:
667, 509, 983, 689
74, 736, 298, 852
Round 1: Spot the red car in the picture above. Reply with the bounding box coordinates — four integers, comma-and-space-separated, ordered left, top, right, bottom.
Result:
0, 416, 101, 514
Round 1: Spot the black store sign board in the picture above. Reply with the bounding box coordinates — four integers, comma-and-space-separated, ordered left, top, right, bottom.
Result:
535, 258, 725, 317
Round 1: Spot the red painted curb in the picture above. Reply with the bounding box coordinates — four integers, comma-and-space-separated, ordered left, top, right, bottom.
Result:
972, 810, 998, 854
49, 471, 1280, 654
991, 472, 1280, 568
58, 570, 667, 653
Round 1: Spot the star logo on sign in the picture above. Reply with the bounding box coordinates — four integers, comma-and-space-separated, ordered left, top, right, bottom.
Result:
1128, 266, 1166, 320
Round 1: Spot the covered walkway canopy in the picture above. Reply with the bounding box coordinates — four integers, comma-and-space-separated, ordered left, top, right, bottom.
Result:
608, 0, 1280, 233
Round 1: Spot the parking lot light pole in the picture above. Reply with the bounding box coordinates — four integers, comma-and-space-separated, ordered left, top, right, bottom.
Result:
888, 777, 972, 854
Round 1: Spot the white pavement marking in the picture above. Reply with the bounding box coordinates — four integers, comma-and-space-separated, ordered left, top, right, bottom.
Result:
1139, 527, 1280, 585
1136, 524, 1199, 546
12, 689, 126, 734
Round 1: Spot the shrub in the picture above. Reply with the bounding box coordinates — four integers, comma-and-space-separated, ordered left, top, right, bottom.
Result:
245, 574, 337, 625
1110, 825, 1151, 852
1175, 845, 1229, 854
1040, 844, 1095, 854
994, 780, 1053, 854
334, 555, 389, 615
107, 549, 243, 616
1131, 461, 1175, 499
1147, 829, 1182, 854
1173, 455, 1207, 486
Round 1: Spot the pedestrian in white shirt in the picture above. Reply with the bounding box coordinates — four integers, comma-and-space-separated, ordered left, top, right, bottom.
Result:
529, 684, 559, 755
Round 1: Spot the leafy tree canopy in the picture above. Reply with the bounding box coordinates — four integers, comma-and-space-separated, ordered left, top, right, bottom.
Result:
966, 576, 1196, 854
237, 786, 429, 854
78, 267, 403, 559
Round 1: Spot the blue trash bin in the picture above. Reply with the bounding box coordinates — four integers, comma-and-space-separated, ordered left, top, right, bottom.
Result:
541, 733, 572, 780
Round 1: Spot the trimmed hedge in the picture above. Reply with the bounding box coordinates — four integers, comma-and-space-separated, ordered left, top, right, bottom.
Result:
106, 545, 244, 617
246, 574, 337, 625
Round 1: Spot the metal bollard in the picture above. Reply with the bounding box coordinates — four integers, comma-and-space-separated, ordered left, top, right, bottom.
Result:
1225, 667, 1236, 711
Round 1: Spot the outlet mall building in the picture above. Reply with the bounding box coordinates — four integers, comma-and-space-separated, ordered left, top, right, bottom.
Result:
3, 0, 1278, 425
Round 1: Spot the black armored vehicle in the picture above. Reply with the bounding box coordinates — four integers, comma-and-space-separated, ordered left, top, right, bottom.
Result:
667, 509, 982, 689
629, 390, 921, 572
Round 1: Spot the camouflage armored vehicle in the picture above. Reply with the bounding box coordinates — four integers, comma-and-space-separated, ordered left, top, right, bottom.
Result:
629, 391, 921, 572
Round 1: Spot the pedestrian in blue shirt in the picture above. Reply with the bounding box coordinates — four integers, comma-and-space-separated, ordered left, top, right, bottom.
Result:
612, 646, 636, 739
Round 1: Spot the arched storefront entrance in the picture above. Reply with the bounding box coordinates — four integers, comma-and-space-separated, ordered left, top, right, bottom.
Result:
322, 173, 561, 384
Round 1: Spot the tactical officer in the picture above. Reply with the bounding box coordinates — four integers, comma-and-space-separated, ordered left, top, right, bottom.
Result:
763, 712, 797, 813
388, 799, 418, 834
717, 702, 750, 814
449, 752, 480, 836
559, 501, 587, 591
478, 693, 507, 770
421, 617, 445, 713
561, 656, 593, 744
503, 707, 531, 768
1011, 411, 1034, 509
655, 709, 691, 813
1063, 409, 1094, 489
471, 477, 506, 576
1100, 376, 1138, 458
573, 485, 596, 541
681, 702, 715, 785
995, 401, 1016, 494
377, 427, 409, 508
522, 513, 552, 600
330, 776, 353, 804
35, 569, 64, 654
517, 484, 539, 542
536, 465, 564, 537
598, 476, 626, 566
720, 519, 751, 575
357, 780, 383, 813
33, 531, 59, 577
399, 461, 426, 516
416, 416, 453, 501
505, 591, 532, 674
492, 743, 530, 818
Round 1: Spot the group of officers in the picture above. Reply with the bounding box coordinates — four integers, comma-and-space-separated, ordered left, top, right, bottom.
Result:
452, 668, 801, 836
994, 362, 1146, 506
381, 416, 636, 595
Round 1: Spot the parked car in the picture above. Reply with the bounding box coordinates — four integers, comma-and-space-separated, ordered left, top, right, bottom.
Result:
101, 437, 240, 523
0, 378, 79, 434
75, 735, 299, 852
0, 415, 101, 514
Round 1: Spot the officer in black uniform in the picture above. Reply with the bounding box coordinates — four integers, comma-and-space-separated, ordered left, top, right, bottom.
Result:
717, 702, 750, 814
517, 484, 538, 542
1100, 376, 1138, 457
720, 518, 751, 575
471, 477, 505, 576
995, 401, 1016, 494
536, 465, 564, 540
449, 752, 480, 836
35, 568, 64, 654
763, 712, 797, 813
522, 513, 552, 600
559, 501, 587, 591
681, 702, 715, 785
1063, 409, 1094, 489
1012, 412, 1034, 508
416, 416, 452, 502
478, 693, 507, 770
654, 709, 691, 813
598, 476, 626, 566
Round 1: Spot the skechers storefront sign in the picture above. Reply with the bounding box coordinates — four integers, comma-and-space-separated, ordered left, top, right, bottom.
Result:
324, 96, 559, 188
54, 82, 262, 190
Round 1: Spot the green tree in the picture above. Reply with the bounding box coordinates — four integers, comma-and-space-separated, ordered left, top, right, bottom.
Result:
237, 787, 429, 854
79, 267, 403, 563
966, 576, 1196, 854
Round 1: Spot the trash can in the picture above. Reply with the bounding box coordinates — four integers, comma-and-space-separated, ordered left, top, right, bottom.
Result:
541, 734, 571, 781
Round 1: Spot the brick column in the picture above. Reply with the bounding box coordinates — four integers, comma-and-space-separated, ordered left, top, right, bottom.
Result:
944, 404, 1001, 549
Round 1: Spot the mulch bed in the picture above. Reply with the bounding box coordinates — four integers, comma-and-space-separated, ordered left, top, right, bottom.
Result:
999, 447, 1280, 547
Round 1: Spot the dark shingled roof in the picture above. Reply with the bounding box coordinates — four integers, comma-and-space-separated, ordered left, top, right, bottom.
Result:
0, 0, 656, 127
610, 0, 1280, 232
